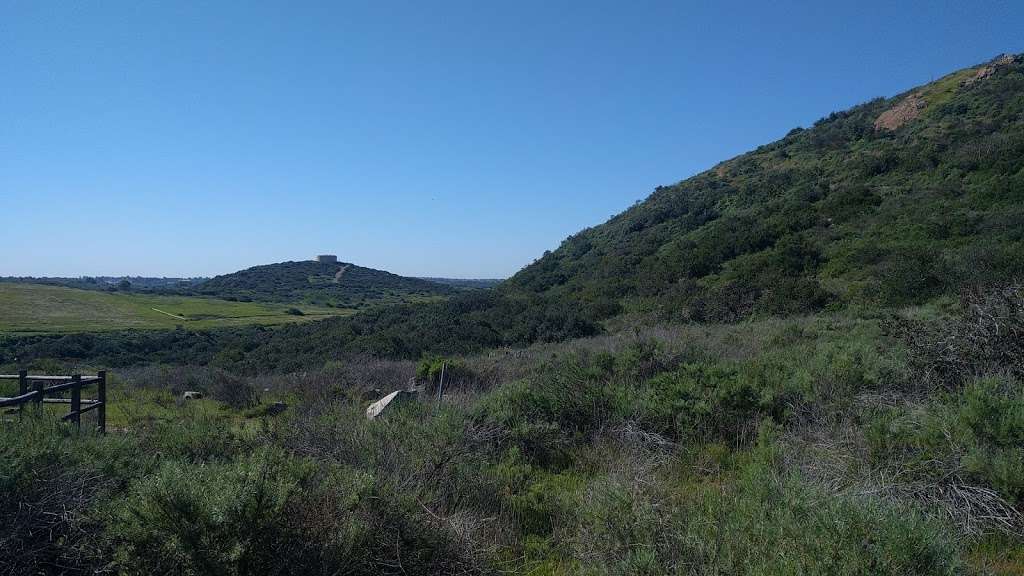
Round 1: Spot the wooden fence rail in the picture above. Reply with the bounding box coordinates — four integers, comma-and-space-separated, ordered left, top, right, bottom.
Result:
0, 371, 106, 433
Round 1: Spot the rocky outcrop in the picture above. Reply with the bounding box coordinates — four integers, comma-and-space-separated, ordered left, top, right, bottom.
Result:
961, 53, 1018, 87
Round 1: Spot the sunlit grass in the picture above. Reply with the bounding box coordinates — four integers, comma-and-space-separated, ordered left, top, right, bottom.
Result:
0, 283, 353, 334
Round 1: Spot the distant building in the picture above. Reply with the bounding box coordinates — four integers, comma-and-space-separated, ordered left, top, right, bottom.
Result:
315, 254, 338, 264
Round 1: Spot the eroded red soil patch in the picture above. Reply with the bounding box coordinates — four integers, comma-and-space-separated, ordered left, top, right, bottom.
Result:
874, 92, 926, 131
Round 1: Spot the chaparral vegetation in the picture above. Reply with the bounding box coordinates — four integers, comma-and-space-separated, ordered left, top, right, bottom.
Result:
3, 54, 1024, 576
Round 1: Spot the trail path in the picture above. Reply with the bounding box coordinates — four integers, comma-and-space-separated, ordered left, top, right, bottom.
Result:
151, 308, 187, 320
333, 265, 351, 283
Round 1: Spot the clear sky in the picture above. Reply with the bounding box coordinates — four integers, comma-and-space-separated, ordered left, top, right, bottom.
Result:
2, 1, 1021, 279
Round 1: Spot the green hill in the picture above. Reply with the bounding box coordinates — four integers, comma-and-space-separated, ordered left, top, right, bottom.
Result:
194, 260, 454, 307
509, 53, 1024, 321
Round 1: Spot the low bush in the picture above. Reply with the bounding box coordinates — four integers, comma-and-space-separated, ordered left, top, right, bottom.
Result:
631, 362, 777, 443
120, 365, 260, 409
866, 377, 1024, 509
566, 448, 961, 575
106, 450, 308, 575
485, 447, 583, 538
416, 355, 480, 392
885, 282, 1024, 388
0, 418, 143, 574
475, 355, 616, 467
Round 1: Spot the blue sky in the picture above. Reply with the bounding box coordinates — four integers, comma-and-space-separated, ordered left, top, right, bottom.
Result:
2, 1, 1021, 278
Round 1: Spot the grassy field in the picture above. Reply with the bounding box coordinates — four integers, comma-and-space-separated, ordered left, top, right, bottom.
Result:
0, 283, 352, 334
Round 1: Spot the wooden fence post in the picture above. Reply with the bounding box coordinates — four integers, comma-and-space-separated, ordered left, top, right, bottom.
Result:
18, 370, 27, 418
33, 381, 44, 413
97, 370, 107, 433
71, 375, 82, 432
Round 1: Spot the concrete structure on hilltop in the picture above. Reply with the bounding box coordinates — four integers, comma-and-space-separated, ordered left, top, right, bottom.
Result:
315, 254, 338, 264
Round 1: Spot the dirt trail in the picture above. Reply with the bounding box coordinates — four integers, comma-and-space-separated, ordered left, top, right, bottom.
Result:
333, 265, 351, 283
151, 308, 187, 320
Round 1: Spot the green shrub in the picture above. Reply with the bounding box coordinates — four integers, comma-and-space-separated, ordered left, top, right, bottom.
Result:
475, 351, 629, 462
569, 453, 961, 575
475, 379, 575, 467
416, 355, 478, 391
107, 449, 309, 575
486, 447, 583, 537
139, 413, 251, 462
0, 418, 145, 573
875, 245, 946, 306
631, 362, 796, 443
866, 377, 1024, 506
753, 276, 831, 315
958, 381, 1024, 502
885, 282, 1024, 388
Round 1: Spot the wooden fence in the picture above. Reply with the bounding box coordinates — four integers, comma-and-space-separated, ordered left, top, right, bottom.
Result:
0, 371, 107, 433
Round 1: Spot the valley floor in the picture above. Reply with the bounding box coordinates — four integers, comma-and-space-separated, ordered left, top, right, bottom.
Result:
0, 283, 351, 334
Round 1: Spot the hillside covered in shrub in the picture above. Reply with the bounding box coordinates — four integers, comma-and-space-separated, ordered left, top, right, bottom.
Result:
193, 260, 454, 308
510, 53, 1024, 321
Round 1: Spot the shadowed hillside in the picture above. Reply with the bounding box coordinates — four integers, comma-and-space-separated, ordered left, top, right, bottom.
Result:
418, 277, 504, 290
